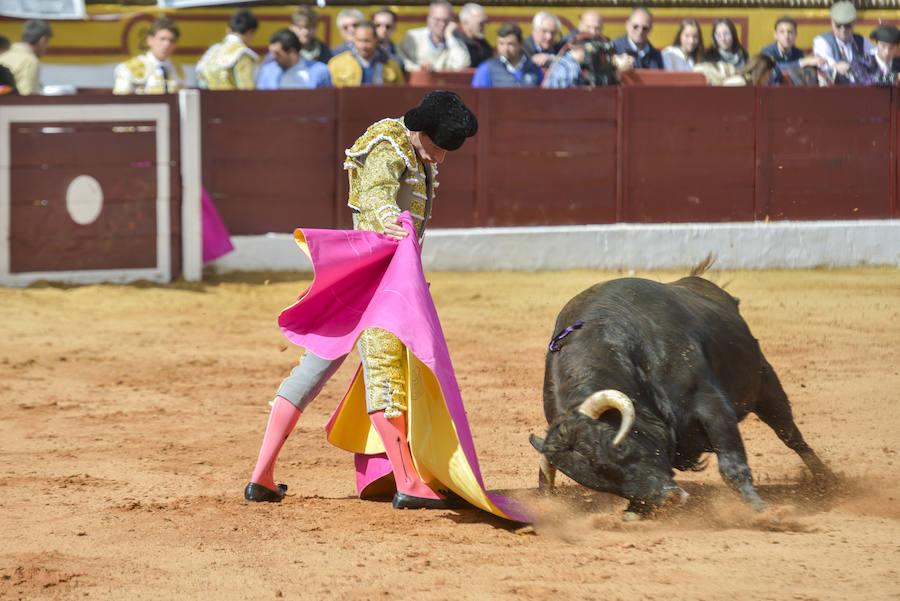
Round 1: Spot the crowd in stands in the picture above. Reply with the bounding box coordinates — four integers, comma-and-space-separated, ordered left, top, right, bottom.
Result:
1, 0, 898, 96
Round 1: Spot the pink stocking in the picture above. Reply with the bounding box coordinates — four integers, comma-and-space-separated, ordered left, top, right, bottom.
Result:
250, 396, 302, 491
369, 410, 443, 500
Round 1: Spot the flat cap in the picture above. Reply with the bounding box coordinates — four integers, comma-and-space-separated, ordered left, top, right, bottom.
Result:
870, 24, 900, 44
830, 1, 856, 25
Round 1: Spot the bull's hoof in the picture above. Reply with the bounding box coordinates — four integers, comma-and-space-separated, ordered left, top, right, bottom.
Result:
244, 482, 288, 503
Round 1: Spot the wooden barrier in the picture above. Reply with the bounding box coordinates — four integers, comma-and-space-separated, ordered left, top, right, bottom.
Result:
1, 94, 183, 285
4, 86, 900, 284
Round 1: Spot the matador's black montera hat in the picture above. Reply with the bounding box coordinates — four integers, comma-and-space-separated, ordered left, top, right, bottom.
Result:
404, 90, 478, 152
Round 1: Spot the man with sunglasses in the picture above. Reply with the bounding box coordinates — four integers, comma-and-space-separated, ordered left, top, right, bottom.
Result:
371, 7, 404, 69
331, 9, 364, 56
612, 7, 663, 70
812, 0, 874, 83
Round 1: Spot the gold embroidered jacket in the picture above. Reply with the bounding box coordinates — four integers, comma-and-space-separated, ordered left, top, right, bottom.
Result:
113, 52, 185, 95
196, 34, 258, 90
344, 118, 436, 415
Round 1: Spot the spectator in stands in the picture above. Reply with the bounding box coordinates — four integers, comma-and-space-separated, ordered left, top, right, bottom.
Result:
471, 22, 542, 87
113, 17, 183, 95
613, 8, 663, 70
523, 11, 562, 68
398, 1, 470, 72
760, 16, 825, 85
544, 35, 619, 87
332, 9, 365, 56
0, 19, 52, 95
371, 7, 404, 69
662, 18, 704, 71
290, 6, 332, 65
849, 25, 900, 86
196, 9, 258, 90
329, 21, 405, 87
704, 18, 748, 70
0, 34, 16, 94
812, 1, 874, 84
451, 3, 493, 68
560, 10, 603, 45
257, 29, 331, 89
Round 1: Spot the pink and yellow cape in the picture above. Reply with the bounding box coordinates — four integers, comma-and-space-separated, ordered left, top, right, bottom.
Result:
278, 212, 532, 523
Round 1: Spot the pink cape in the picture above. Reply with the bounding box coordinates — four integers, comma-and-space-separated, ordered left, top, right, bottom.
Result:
201, 187, 234, 264
277, 212, 532, 523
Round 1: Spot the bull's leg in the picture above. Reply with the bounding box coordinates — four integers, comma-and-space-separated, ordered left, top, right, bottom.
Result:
696, 384, 767, 511
753, 359, 836, 484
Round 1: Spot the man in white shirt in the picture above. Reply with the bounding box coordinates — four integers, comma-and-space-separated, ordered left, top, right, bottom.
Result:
113, 17, 184, 95
812, 0, 874, 83
397, 1, 470, 71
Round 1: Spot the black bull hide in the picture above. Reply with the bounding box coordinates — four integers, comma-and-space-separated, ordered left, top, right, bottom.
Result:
530, 274, 834, 515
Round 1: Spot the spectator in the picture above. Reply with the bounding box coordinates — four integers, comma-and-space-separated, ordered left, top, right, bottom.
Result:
813, 1, 874, 84
113, 17, 183, 95
849, 25, 900, 85
613, 8, 663, 70
471, 23, 542, 87
0, 34, 17, 94
398, 1, 470, 72
704, 18, 748, 70
329, 22, 405, 87
196, 9, 259, 90
760, 16, 825, 85
662, 18, 704, 71
332, 9, 364, 56
290, 6, 332, 65
257, 29, 331, 89
371, 7, 404, 68
0, 19, 52, 95
523, 11, 562, 68
451, 3, 492, 68
560, 10, 603, 45
544, 35, 619, 87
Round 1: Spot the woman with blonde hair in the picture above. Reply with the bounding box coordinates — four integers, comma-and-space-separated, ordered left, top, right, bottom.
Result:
662, 18, 704, 71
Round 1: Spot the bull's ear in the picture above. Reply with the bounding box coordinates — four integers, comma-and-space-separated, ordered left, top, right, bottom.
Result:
529, 434, 545, 453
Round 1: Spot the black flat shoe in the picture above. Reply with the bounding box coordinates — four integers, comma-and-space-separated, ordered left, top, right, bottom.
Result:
392, 491, 464, 510
244, 482, 288, 503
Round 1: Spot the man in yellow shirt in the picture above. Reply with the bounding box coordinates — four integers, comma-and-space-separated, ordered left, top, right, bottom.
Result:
196, 9, 259, 90
328, 22, 404, 87
113, 17, 184, 94
0, 19, 52, 95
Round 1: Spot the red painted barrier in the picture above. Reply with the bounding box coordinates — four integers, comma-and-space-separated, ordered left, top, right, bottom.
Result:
757, 86, 894, 220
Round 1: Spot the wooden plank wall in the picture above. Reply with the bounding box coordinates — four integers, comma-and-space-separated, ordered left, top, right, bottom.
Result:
3, 95, 182, 277
198, 86, 900, 235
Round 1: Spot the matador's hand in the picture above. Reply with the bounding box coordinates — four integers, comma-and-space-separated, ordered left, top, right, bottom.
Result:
383, 217, 409, 240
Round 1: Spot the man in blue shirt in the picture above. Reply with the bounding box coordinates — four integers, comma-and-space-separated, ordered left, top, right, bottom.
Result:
257, 29, 331, 89
760, 16, 825, 84
471, 23, 543, 87
612, 7, 663, 70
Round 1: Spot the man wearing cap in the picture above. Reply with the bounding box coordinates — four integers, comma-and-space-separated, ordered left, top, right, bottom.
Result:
245, 91, 479, 511
850, 25, 900, 85
812, 0, 874, 84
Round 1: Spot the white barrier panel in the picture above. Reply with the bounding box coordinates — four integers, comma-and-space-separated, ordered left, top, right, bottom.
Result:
210, 220, 900, 274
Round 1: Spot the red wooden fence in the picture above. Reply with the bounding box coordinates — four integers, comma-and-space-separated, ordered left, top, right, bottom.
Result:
196, 85, 900, 235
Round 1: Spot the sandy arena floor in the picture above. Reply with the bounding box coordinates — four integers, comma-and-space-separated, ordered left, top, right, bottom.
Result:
1, 267, 898, 601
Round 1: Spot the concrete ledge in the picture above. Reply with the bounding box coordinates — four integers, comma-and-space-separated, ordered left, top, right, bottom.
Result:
211, 220, 900, 273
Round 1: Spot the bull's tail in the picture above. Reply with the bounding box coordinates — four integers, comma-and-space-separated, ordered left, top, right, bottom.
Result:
690, 252, 716, 277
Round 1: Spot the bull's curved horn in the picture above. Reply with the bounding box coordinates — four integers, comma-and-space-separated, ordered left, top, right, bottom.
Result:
577, 390, 636, 446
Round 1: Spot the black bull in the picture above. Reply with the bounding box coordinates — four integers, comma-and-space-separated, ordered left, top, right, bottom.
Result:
530, 271, 834, 516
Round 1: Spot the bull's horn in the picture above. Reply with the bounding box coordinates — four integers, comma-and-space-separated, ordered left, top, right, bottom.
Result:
577, 390, 636, 446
